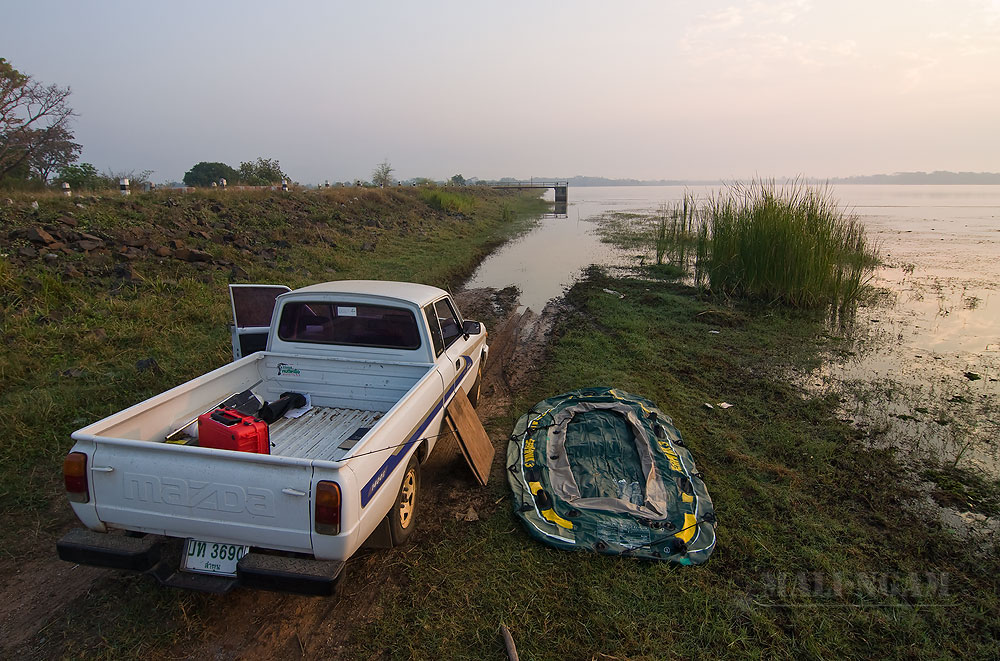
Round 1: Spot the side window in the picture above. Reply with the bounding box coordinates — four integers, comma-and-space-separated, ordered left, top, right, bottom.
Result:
424, 305, 445, 357
433, 298, 462, 349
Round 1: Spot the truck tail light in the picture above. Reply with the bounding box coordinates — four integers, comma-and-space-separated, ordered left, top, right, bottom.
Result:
315, 481, 341, 535
64, 452, 89, 503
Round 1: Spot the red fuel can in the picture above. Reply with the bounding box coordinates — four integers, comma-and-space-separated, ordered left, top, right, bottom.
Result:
197, 406, 270, 454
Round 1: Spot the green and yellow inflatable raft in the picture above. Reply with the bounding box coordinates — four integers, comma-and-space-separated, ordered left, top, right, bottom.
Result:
507, 387, 716, 564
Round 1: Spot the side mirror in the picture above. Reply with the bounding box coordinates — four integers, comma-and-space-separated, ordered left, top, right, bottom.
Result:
462, 320, 482, 337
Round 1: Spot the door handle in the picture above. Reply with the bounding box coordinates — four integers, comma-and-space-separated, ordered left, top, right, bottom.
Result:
455, 359, 462, 370
282, 488, 307, 497
91, 466, 114, 473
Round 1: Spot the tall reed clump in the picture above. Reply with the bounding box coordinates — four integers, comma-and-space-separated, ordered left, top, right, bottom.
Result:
695, 180, 879, 313
654, 195, 699, 267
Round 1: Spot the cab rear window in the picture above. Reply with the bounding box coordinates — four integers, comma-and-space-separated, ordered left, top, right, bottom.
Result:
277, 302, 421, 349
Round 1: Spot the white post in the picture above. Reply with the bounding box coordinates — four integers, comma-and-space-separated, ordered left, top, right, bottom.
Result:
62, 182, 72, 197
119, 178, 130, 196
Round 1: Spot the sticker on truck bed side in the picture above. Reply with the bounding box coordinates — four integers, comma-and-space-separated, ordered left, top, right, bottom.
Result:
277, 362, 300, 376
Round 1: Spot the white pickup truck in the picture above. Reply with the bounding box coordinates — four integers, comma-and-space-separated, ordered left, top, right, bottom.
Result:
57, 280, 487, 595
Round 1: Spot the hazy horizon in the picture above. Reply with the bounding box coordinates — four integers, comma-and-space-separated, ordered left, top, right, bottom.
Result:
4, 0, 999, 184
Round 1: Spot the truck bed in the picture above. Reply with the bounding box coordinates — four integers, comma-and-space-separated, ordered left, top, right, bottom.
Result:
76, 351, 432, 464
268, 406, 382, 461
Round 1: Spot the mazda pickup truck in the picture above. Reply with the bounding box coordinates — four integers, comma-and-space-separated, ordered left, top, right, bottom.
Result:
57, 280, 487, 595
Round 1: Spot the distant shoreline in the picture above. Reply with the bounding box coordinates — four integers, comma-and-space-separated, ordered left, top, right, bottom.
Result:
536, 172, 1000, 187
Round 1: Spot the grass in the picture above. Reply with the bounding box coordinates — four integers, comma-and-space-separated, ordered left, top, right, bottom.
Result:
0, 185, 547, 658
418, 187, 477, 215
0, 186, 547, 548
6, 189, 995, 658
703, 181, 879, 312
356, 267, 999, 660
922, 464, 1000, 517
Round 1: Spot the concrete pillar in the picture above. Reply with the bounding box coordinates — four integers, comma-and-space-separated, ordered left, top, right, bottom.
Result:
120, 178, 130, 196
62, 182, 72, 197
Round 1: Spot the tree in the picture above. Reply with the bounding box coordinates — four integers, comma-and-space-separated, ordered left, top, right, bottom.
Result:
183, 161, 239, 187
450, 174, 466, 186
372, 160, 394, 188
28, 125, 81, 181
0, 58, 76, 180
56, 162, 103, 190
238, 157, 287, 185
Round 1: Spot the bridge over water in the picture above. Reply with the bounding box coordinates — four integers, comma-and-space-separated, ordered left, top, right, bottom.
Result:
490, 180, 568, 202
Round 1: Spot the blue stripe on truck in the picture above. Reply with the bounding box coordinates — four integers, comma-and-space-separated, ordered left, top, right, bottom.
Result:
360, 355, 473, 507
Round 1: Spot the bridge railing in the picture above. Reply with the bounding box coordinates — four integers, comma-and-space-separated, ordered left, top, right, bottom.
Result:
489, 180, 568, 188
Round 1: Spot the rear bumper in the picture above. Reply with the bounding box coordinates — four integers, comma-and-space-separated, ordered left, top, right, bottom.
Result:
57, 528, 345, 596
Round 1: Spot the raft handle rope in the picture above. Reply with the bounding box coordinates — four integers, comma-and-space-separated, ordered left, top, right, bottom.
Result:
507, 459, 535, 503
505, 404, 562, 506
620, 514, 716, 556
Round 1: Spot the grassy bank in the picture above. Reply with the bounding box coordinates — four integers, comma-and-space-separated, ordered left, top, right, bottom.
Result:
358, 268, 999, 660
0, 186, 546, 548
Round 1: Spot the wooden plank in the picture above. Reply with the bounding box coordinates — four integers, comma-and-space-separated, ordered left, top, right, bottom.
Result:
445, 390, 495, 486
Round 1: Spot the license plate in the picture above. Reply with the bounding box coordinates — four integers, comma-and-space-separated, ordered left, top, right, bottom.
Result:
181, 538, 250, 577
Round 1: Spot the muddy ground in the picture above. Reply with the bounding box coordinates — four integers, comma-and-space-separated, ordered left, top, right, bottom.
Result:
0, 286, 559, 660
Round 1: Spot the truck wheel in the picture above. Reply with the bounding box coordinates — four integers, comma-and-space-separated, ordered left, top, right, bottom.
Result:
467, 362, 483, 408
389, 455, 420, 546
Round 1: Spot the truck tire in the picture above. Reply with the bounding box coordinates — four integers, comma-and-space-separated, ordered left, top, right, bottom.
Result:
389, 455, 420, 546
467, 361, 483, 408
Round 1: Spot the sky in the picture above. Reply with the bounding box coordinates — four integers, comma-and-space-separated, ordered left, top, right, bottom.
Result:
3, 0, 999, 184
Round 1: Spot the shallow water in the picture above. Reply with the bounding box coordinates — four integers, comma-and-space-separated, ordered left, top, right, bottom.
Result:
466, 186, 716, 311
815, 185, 1000, 475
468, 184, 1000, 475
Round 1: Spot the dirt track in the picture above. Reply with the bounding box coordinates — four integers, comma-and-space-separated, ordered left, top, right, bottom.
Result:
1, 286, 560, 660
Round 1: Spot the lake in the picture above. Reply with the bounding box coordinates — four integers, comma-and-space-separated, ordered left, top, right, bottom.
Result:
467, 184, 1000, 475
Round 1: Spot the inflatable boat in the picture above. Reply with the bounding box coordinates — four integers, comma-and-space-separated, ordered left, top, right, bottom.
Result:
507, 388, 716, 564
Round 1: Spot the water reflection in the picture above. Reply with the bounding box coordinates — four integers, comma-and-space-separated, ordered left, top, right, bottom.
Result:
540, 202, 568, 219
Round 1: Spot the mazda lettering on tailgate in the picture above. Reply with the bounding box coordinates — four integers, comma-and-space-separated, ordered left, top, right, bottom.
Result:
122, 472, 275, 517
